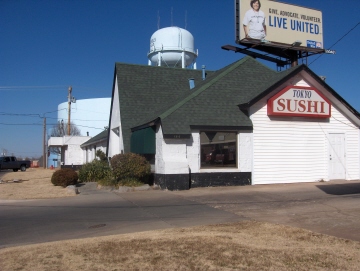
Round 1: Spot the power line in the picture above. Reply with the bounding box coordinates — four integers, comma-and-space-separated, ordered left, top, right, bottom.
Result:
0, 109, 67, 118
1, 110, 108, 122
309, 21, 360, 66
0, 113, 40, 117
0, 86, 68, 92
0, 123, 42, 126
0, 85, 109, 92
0, 122, 106, 130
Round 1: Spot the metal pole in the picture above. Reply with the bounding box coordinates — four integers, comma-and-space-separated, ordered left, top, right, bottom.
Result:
43, 117, 46, 169
67, 86, 72, 135
291, 51, 298, 67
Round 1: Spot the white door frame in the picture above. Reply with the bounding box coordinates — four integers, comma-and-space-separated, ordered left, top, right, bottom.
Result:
328, 133, 346, 180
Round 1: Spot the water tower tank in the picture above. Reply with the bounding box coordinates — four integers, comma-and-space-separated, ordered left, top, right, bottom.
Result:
148, 26, 198, 69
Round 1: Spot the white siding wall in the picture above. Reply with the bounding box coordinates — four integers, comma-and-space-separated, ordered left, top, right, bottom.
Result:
62, 136, 91, 165
239, 132, 253, 172
83, 143, 107, 164
188, 131, 200, 172
108, 76, 124, 157
250, 82, 359, 185
66, 144, 84, 165
155, 125, 188, 174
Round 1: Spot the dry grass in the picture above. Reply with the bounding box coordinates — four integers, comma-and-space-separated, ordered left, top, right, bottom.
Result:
2, 169, 360, 270
1, 221, 360, 271
0, 168, 75, 199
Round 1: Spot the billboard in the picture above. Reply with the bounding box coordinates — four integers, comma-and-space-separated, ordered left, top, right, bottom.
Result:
236, 0, 323, 49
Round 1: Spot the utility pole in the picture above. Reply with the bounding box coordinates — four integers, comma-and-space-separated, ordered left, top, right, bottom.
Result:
67, 86, 72, 136
43, 117, 46, 169
67, 86, 76, 136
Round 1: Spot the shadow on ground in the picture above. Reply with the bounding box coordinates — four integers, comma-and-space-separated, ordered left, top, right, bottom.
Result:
316, 182, 360, 195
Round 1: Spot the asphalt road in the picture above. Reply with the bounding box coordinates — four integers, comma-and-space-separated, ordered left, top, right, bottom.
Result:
0, 183, 242, 248
1, 180, 360, 248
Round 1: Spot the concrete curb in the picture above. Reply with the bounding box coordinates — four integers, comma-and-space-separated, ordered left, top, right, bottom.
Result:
100, 184, 161, 193
66, 185, 79, 195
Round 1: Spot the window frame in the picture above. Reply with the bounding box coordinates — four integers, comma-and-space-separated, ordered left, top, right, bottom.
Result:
200, 131, 238, 169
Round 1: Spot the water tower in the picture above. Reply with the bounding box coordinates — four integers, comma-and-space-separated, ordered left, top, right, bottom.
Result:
148, 26, 198, 69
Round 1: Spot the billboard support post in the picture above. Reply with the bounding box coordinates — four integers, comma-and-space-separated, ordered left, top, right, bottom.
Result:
290, 51, 298, 67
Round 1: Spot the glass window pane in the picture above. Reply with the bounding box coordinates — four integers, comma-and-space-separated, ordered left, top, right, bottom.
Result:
200, 132, 237, 168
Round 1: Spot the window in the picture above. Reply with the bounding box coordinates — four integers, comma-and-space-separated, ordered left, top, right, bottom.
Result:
200, 131, 237, 168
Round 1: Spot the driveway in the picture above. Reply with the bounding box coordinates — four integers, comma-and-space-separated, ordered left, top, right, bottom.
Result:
1, 180, 360, 248
174, 180, 360, 241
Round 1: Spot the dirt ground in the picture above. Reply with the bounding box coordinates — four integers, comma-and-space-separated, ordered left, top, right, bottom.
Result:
0, 167, 75, 199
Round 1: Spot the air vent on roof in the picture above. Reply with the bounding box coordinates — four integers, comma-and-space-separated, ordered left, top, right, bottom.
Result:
189, 78, 195, 89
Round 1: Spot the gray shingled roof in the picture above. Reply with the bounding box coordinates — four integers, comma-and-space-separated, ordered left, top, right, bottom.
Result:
81, 129, 108, 147
113, 63, 213, 153
142, 56, 300, 135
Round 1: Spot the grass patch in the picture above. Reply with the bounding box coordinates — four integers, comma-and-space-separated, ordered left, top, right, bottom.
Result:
1, 221, 360, 271
97, 177, 145, 188
118, 177, 145, 187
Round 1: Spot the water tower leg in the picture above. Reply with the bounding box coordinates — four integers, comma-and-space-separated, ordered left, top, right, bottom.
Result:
158, 52, 162, 66
148, 59, 152, 66
182, 51, 185, 68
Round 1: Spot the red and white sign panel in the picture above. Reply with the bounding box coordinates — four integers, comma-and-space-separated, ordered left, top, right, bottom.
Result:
267, 86, 331, 118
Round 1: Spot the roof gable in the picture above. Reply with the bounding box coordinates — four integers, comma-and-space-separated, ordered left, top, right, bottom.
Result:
141, 56, 297, 135
112, 63, 213, 152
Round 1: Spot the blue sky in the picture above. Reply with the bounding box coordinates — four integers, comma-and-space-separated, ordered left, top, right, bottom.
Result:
1, 0, 359, 158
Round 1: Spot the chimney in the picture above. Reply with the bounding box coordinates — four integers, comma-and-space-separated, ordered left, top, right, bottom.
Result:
202, 65, 206, 80
189, 78, 195, 89
87, 131, 89, 136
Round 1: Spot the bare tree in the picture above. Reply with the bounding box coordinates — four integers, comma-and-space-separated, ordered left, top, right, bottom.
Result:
49, 121, 82, 154
49, 120, 81, 137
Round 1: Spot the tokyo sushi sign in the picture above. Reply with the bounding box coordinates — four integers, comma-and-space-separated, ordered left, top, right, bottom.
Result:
267, 86, 331, 118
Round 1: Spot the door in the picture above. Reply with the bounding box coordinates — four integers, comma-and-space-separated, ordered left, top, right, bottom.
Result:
328, 133, 346, 180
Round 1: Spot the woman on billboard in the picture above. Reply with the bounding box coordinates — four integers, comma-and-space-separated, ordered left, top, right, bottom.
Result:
243, 0, 267, 40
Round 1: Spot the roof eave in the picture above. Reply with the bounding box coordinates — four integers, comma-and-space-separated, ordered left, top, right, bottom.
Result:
131, 118, 160, 132
239, 65, 305, 109
81, 138, 107, 147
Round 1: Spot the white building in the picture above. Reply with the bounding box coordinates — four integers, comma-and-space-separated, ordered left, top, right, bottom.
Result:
48, 136, 91, 169
107, 56, 360, 190
81, 129, 108, 164
48, 98, 111, 167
